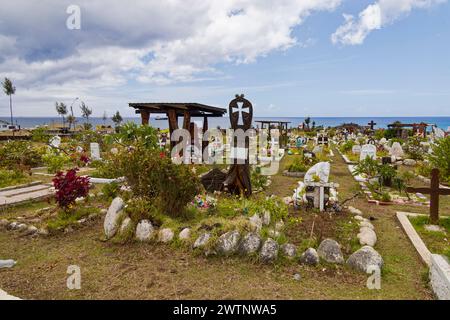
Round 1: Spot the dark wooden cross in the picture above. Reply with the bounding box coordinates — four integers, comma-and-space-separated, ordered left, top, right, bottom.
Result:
368, 120, 377, 130
406, 168, 450, 224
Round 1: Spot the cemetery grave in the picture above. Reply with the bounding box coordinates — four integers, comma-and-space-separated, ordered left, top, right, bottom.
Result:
0, 116, 448, 300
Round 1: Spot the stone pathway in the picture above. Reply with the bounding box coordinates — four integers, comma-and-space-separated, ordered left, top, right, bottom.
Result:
0, 183, 54, 207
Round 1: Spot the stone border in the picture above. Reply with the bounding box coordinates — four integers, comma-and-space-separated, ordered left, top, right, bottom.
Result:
396, 212, 431, 265
0, 181, 43, 193
0, 288, 20, 300
396, 211, 450, 300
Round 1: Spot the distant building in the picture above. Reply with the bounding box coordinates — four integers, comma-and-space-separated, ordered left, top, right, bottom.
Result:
0, 120, 19, 131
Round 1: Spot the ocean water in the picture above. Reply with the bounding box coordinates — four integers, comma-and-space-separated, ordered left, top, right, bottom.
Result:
2, 116, 450, 131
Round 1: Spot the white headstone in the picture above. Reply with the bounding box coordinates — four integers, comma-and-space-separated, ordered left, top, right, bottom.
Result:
434, 127, 445, 139
360, 144, 377, 161
352, 145, 361, 154
90, 142, 101, 160
304, 162, 330, 184
49, 136, 61, 148
75, 146, 84, 153
389, 142, 404, 158
379, 138, 387, 145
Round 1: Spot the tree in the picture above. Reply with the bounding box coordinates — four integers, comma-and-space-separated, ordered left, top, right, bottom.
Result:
304, 117, 311, 131
2, 78, 16, 126
66, 115, 76, 130
80, 102, 92, 130
55, 102, 68, 128
111, 111, 123, 127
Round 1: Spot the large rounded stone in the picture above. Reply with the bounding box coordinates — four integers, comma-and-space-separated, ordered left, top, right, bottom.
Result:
238, 233, 262, 255
359, 220, 374, 230
179, 228, 191, 240
119, 217, 132, 234
357, 227, 377, 247
260, 238, 279, 263
135, 220, 154, 242
193, 233, 211, 249
347, 246, 383, 273
215, 230, 241, 255
403, 159, 417, 166
281, 243, 297, 259
158, 228, 174, 243
299, 248, 320, 266
317, 239, 344, 264
104, 197, 125, 239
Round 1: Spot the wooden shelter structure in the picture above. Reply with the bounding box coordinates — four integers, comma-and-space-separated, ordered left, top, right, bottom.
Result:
255, 120, 290, 148
387, 122, 429, 138
129, 102, 227, 149
335, 122, 362, 134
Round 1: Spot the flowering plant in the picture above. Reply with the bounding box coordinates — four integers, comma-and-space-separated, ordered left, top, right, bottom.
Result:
53, 168, 90, 210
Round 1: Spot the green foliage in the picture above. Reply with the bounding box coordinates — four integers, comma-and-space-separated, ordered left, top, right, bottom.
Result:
404, 136, 427, 160
101, 182, 121, 200
90, 159, 120, 179
427, 136, 450, 183
352, 157, 379, 180
288, 157, 308, 172
108, 122, 158, 149
47, 206, 101, 234
251, 166, 268, 190
42, 149, 70, 173
31, 127, 50, 143
374, 129, 385, 140
112, 111, 123, 127
0, 169, 30, 188
116, 146, 201, 218
0, 141, 44, 169
378, 164, 397, 187
339, 140, 355, 153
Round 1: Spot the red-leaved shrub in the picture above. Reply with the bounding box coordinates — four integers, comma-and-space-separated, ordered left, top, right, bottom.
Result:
53, 168, 90, 210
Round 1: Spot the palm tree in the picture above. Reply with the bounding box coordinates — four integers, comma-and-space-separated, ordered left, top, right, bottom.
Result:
304, 117, 311, 131
55, 102, 68, 129
2, 78, 16, 126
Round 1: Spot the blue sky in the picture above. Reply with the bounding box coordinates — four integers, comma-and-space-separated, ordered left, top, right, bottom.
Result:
0, 0, 449, 117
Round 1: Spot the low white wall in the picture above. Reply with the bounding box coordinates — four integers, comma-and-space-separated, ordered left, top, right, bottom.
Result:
430, 254, 450, 300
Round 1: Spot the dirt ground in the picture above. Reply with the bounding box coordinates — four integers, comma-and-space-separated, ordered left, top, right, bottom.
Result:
0, 147, 439, 300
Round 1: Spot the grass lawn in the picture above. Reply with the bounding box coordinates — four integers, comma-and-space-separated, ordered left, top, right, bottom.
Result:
0, 147, 436, 299
409, 215, 450, 260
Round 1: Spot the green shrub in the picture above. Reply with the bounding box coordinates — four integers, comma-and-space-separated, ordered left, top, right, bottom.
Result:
339, 140, 355, 153
42, 150, 70, 173
427, 137, 450, 183
404, 137, 427, 160
288, 157, 308, 172
0, 141, 44, 169
0, 169, 30, 188
251, 166, 269, 190
101, 182, 121, 200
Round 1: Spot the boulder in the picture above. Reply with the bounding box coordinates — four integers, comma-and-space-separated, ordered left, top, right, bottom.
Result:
275, 220, 285, 231
17, 223, 27, 232
299, 248, 319, 266
7, 222, 18, 230
158, 228, 174, 243
359, 220, 375, 230
260, 238, 279, 263
104, 197, 125, 239
215, 230, 241, 255
348, 206, 362, 215
249, 214, 262, 232
238, 233, 262, 255
179, 228, 191, 240
0, 259, 16, 269
317, 239, 344, 264
358, 227, 377, 247
25, 225, 38, 235
193, 233, 211, 249
281, 243, 297, 259
347, 246, 383, 273
135, 220, 154, 242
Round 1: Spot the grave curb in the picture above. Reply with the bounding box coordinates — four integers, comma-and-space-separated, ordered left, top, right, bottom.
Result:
0, 288, 21, 300
396, 211, 450, 300
0, 181, 42, 193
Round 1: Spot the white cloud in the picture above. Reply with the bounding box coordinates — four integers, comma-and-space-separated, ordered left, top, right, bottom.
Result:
331, 0, 447, 45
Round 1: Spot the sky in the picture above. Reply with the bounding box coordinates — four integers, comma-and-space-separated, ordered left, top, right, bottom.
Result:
0, 0, 449, 118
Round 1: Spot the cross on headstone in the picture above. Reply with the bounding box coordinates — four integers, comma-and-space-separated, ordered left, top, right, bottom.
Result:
406, 168, 450, 224
368, 120, 377, 130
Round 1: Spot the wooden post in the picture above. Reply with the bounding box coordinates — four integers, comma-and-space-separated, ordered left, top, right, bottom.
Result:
167, 109, 178, 150
182, 111, 191, 130
140, 110, 150, 125
202, 116, 209, 154
406, 168, 450, 224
